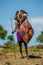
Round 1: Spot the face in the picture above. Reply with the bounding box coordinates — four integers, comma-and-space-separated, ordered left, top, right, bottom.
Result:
19, 14, 22, 19
15, 10, 27, 21
17, 11, 23, 20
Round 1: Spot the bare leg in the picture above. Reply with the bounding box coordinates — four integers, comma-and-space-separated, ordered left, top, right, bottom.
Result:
24, 43, 28, 56
24, 42, 29, 59
18, 41, 24, 58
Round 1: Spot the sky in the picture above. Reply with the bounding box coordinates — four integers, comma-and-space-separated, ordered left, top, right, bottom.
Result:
0, 0, 43, 46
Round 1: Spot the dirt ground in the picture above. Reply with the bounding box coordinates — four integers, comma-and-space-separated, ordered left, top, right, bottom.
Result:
0, 53, 43, 65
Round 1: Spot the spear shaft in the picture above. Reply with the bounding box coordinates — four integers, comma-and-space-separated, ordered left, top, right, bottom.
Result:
10, 18, 16, 58
10, 18, 13, 32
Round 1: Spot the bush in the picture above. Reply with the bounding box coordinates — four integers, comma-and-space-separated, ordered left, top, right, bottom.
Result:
37, 45, 43, 49
32, 49, 39, 52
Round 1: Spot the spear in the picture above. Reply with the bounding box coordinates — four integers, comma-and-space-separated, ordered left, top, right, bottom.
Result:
10, 18, 16, 59
10, 18, 13, 32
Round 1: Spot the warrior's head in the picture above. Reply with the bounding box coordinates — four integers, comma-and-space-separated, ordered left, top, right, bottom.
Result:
14, 10, 28, 22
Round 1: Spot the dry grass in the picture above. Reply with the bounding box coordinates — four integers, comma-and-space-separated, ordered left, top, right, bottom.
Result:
0, 46, 43, 65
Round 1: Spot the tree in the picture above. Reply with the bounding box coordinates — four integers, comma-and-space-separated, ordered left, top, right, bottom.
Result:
7, 35, 14, 42
4, 41, 12, 48
36, 31, 43, 43
0, 25, 7, 40
0, 25, 3, 30
41, 31, 43, 34
7, 35, 15, 46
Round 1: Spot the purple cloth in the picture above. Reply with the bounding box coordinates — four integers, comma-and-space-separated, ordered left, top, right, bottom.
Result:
17, 30, 22, 41
18, 22, 20, 27
16, 21, 22, 41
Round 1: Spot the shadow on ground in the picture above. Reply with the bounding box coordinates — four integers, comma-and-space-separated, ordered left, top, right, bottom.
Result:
19, 55, 42, 59
28, 55, 42, 59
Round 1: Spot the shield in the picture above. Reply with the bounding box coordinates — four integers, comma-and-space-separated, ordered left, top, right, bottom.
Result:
20, 20, 34, 44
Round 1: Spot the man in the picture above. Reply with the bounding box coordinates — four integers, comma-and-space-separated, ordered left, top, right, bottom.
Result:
12, 10, 34, 59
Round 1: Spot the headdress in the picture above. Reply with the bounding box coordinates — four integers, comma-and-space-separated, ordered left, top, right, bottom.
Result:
14, 10, 28, 22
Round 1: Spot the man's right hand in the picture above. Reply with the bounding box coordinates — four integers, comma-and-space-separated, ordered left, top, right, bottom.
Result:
12, 31, 14, 34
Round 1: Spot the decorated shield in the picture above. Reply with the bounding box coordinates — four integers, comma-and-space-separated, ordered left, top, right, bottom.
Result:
20, 20, 34, 44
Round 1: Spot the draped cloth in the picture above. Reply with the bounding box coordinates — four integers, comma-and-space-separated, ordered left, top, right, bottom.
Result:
16, 19, 34, 44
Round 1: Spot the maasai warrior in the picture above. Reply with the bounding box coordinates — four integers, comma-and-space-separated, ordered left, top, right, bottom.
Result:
12, 10, 34, 59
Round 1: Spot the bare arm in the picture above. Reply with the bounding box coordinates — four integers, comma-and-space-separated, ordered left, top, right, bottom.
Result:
12, 22, 17, 34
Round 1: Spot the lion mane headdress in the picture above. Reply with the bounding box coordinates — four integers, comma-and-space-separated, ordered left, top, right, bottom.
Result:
14, 10, 28, 23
